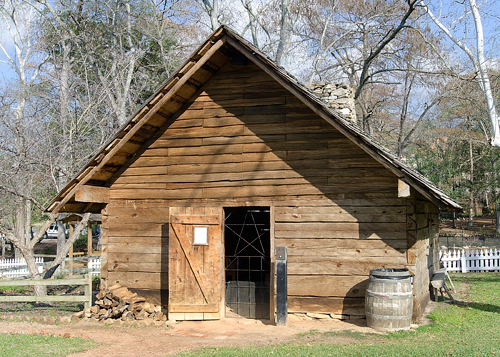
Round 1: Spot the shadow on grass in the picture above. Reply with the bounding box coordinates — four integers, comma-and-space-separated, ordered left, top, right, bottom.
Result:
454, 275, 500, 283
454, 300, 500, 314
442, 297, 500, 316
325, 329, 380, 339
447, 272, 500, 314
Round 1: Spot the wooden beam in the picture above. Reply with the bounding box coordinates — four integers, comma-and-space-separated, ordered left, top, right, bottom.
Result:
169, 303, 219, 313
51, 37, 227, 214
276, 246, 288, 326
88, 224, 93, 256
171, 215, 219, 225
75, 185, 110, 203
398, 179, 411, 198
69, 225, 74, 271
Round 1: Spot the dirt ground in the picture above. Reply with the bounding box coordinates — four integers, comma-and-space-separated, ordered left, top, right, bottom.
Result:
0, 231, 437, 356
0, 240, 404, 356
0, 311, 397, 356
440, 214, 497, 236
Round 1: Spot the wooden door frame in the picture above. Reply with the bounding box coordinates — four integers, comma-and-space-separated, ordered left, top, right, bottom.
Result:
222, 205, 275, 322
220, 208, 226, 319
270, 205, 276, 324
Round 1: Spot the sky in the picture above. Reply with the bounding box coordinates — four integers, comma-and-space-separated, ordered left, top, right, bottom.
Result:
0, 23, 16, 82
0, 2, 37, 83
0, 0, 499, 86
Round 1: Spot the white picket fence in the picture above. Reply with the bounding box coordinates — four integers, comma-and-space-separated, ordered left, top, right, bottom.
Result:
0, 256, 101, 278
439, 248, 500, 273
88, 257, 101, 276
0, 257, 44, 278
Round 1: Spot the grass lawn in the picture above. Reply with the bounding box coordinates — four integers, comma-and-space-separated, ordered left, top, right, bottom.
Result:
181, 272, 500, 356
0, 334, 96, 357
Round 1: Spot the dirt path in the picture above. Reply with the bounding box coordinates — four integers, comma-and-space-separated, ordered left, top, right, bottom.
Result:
0, 314, 380, 356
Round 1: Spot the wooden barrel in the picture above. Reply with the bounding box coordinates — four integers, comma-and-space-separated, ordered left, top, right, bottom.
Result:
365, 268, 413, 331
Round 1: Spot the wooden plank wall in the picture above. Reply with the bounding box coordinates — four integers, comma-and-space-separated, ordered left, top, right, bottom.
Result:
277, 200, 408, 317
103, 59, 413, 317
406, 190, 439, 320
101, 199, 169, 307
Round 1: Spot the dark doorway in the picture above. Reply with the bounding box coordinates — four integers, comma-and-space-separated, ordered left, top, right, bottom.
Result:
224, 207, 270, 319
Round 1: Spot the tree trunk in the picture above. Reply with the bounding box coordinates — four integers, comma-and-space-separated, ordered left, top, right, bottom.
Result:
209, 0, 219, 31
44, 213, 91, 279
14, 201, 24, 259
19, 245, 47, 296
244, 0, 259, 47
57, 220, 66, 256
25, 199, 32, 249
468, 140, 474, 230
492, 158, 500, 236
97, 229, 102, 251
496, 211, 500, 236
275, 0, 296, 66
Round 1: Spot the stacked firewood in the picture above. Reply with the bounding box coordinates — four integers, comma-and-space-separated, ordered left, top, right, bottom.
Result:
73, 284, 167, 322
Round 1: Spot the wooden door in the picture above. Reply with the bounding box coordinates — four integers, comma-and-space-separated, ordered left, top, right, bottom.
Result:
168, 207, 223, 320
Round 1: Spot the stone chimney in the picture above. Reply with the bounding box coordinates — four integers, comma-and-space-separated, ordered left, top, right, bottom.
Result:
310, 83, 357, 124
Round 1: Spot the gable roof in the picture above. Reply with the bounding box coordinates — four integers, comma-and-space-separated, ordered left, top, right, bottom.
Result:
47, 26, 461, 214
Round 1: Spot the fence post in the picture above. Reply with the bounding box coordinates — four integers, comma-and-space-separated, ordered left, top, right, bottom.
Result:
84, 274, 91, 308
461, 250, 467, 273
496, 248, 499, 272
276, 246, 287, 326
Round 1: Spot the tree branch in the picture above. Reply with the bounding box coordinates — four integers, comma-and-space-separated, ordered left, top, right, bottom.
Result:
354, 0, 418, 100
43, 212, 91, 279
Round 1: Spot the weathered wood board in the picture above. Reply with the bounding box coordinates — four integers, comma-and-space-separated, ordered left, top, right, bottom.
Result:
168, 207, 223, 321
100, 59, 430, 320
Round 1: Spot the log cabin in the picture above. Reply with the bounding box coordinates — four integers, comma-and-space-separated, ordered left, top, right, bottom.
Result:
47, 26, 461, 323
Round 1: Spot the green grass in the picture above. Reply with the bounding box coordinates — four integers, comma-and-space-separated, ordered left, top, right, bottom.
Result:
180, 272, 500, 356
0, 286, 32, 294
0, 334, 96, 357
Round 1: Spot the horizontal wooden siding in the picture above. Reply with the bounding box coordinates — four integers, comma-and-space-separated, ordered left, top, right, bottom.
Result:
104, 59, 408, 316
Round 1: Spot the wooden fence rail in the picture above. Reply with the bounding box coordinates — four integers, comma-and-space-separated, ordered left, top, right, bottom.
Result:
0, 274, 92, 308
439, 248, 500, 273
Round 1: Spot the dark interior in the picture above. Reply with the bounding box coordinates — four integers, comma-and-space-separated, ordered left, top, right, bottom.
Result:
224, 206, 270, 319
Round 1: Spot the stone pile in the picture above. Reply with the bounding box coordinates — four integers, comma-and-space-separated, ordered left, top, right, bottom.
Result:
310, 83, 357, 124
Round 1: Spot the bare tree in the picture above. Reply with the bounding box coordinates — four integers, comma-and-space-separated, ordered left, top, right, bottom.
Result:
37, 0, 179, 129
0, 0, 183, 295
200, 0, 220, 30
195, 0, 304, 66
0, 207, 91, 293
302, 0, 422, 135
418, 0, 500, 148
274, 0, 303, 66
0, 0, 48, 258
390, 30, 446, 157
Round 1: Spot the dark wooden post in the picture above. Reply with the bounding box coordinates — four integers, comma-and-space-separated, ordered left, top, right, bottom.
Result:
87, 223, 93, 256
276, 246, 287, 326
68, 224, 74, 270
